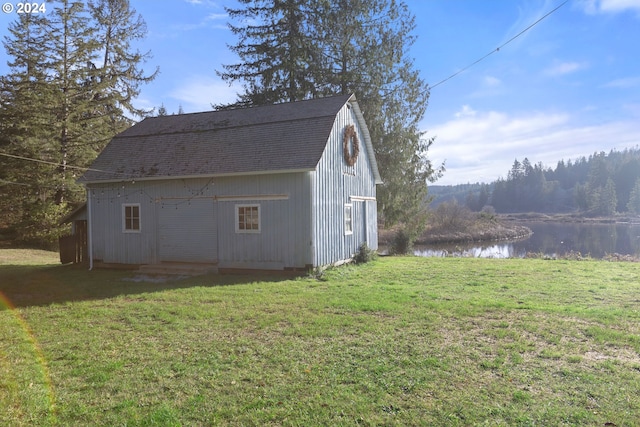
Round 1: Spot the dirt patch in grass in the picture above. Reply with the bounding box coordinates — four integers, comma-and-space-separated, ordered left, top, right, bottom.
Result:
437, 310, 640, 369
583, 350, 640, 364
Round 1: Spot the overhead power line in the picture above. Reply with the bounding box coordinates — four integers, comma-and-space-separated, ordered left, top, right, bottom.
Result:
430, 0, 569, 90
0, 151, 122, 177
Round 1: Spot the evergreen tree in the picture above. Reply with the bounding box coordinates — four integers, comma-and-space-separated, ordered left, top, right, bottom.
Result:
88, 0, 158, 121
46, 0, 101, 205
587, 152, 609, 189
0, 0, 156, 245
627, 178, 640, 214
219, 0, 317, 105
0, 13, 60, 231
574, 183, 589, 212
613, 156, 640, 212
477, 185, 490, 210
508, 159, 523, 181
219, 0, 442, 227
157, 103, 168, 116
600, 178, 617, 216
490, 178, 510, 212
315, 0, 441, 226
479, 148, 640, 214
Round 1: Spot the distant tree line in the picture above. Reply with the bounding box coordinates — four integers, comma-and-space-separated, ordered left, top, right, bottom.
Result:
433, 147, 640, 216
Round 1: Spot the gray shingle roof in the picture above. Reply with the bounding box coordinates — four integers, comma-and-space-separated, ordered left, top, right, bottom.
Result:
80, 94, 354, 183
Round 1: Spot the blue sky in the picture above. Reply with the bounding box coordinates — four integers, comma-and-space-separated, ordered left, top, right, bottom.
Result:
1, 0, 640, 185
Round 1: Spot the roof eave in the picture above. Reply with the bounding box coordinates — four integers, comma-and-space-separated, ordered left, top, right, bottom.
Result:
348, 94, 383, 185
79, 168, 316, 186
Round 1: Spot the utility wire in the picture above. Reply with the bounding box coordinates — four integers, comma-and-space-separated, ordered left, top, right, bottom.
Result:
0, 151, 215, 208
0, 151, 125, 177
430, 0, 569, 90
0, 179, 31, 187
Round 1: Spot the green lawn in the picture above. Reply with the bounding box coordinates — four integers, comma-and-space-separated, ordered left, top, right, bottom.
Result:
1, 251, 639, 426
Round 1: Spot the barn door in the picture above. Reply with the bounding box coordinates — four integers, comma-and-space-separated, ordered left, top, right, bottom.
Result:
157, 199, 217, 263
365, 200, 378, 249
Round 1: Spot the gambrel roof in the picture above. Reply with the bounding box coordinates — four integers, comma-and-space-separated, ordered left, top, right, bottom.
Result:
80, 94, 381, 184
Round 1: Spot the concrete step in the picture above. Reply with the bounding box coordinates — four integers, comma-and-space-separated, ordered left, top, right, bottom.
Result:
138, 262, 218, 276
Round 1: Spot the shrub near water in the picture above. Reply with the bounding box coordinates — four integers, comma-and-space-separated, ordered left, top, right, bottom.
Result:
354, 242, 377, 263
421, 200, 531, 244
390, 228, 413, 254
1, 251, 640, 426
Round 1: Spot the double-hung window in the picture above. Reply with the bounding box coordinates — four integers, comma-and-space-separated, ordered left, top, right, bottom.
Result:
236, 204, 260, 233
123, 204, 141, 232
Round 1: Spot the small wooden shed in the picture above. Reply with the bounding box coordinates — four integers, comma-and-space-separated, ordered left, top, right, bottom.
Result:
79, 94, 382, 272
59, 204, 88, 264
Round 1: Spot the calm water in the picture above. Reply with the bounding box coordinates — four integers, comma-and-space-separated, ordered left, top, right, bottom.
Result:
412, 222, 640, 259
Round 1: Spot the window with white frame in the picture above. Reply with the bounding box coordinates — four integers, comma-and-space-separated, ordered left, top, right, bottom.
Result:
122, 203, 141, 232
236, 204, 260, 233
344, 204, 353, 235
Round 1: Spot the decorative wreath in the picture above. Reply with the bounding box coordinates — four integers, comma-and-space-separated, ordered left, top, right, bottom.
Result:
343, 124, 360, 166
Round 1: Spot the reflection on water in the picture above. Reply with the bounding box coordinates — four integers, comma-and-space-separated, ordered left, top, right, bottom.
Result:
410, 222, 640, 259
414, 244, 520, 259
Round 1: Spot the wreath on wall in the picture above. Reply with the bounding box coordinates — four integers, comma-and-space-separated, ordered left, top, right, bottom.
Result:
343, 124, 360, 167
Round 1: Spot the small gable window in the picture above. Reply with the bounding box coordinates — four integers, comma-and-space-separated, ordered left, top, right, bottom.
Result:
236, 204, 260, 233
123, 204, 141, 233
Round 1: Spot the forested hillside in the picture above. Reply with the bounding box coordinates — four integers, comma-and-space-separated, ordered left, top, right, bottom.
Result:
432, 148, 640, 215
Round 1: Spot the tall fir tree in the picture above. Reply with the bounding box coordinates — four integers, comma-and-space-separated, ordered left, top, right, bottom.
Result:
315, 0, 442, 227
46, 0, 101, 205
219, 0, 442, 227
0, 0, 156, 245
88, 0, 158, 122
219, 0, 318, 106
0, 13, 59, 232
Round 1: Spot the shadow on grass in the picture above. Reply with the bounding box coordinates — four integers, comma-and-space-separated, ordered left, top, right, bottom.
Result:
0, 263, 295, 309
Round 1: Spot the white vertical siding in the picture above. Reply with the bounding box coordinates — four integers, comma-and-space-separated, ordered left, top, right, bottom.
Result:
214, 173, 312, 269
88, 172, 313, 269
312, 103, 379, 267
157, 199, 217, 262
88, 182, 160, 264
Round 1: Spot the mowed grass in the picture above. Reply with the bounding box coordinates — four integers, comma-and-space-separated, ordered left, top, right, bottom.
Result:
1, 251, 640, 426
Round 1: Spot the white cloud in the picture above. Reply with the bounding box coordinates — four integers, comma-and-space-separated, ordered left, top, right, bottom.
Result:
172, 2, 227, 31
603, 76, 640, 88
483, 76, 501, 87
206, 13, 227, 21
172, 14, 228, 32
455, 105, 477, 118
579, 0, 640, 14
426, 106, 640, 185
183, 0, 221, 7
600, 0, 640, 12
169, 75, 239, 112
543, 61, 588, 76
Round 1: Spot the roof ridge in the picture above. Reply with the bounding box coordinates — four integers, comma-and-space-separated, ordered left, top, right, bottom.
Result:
147, 93, 351, 121
116, 109, 342, 139
119, 94, 352, 138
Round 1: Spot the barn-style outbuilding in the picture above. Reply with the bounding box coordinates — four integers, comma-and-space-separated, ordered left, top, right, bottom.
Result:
79, 94, 381, 272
